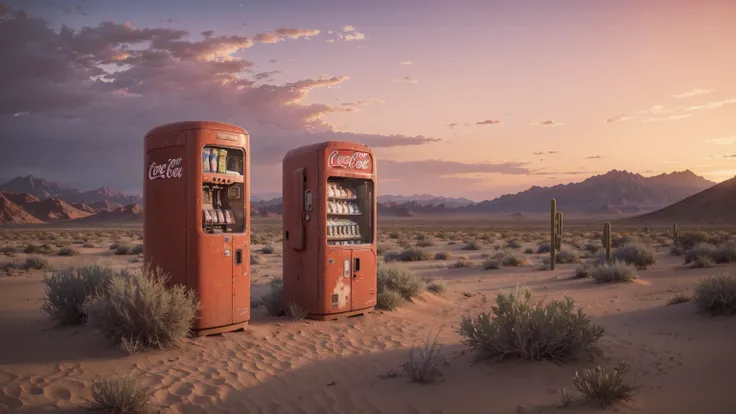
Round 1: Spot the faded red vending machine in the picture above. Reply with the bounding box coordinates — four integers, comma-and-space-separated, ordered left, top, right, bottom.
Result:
282, 141, 377, 320
143, 121, 251, 336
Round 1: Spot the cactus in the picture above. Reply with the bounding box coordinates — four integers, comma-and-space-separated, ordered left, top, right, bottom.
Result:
603, 222, 612, 264
673, 222, 679, 247
550, 199, 564, 270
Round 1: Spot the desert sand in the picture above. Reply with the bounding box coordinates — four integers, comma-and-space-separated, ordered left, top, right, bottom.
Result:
1, 223, 736, 414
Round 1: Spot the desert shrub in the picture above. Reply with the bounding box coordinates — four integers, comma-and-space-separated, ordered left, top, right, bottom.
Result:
434, 251, 451, 260
285, 302, 308, 321
574, 263, 593, 279
385, 247, 430, 262
426, 278, 447, 294
584, 243, 601, 254
86, 266, 200, 351
91, 377, 150, 414
416, 240, 435, 247
573, 362, 639, 407
450, 259, 472, 268
666, 293, 692, 305
414, 233, 426, 241
42, 265, 115, 325
611, 234, 637, 248
482, 258, 501, 270
458, 287, 604, 361
506, 239, 522, 249
556, 249, 581, 264
389, 231, 400, 239
114, 244, 135, 255
678, 231, 711, 250
83, 242, 96, 248
713, 242, 736, 264
132, 244, 144, 255
612, 243, 656, 270
23, 256, 50, 270
591, 261, 637, 283
377, 263, 425, 300
693, 273, 736, 315
692, 256, 714, 268
260, 245, 274, 254
250, 253, 266, 265
536, 243, 552, 253
403, 331, 445, 383
262, 278, 285, 316
684, 243, 717, 265
1, 246, 17, 256
377, 288, 404, 310
670, 246, 683, 256
524, 247, 534, 254
462, 240, 483, 251
58, 247, 81, 256
502, 255, 531, 267
376, 244, 389, 256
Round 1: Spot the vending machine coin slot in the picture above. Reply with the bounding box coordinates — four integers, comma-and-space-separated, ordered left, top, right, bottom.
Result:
304, 190, 313, 212
354, 257, 360, 272
235, 249, 242, 265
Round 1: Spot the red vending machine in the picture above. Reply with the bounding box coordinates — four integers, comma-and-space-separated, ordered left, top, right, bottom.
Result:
282, 141, 377, 320
143, 121, 251, 336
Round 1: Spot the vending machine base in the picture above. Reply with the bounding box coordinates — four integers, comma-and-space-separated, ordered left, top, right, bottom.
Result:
308, 307, 374, 321
194, 321, 248, 337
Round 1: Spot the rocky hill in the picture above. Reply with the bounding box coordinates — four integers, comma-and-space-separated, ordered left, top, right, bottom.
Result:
0, 175, 141, 206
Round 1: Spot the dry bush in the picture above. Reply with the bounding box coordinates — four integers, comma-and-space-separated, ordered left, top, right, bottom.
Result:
90, 377, 150, 414
666, 293, 693, 306
377, 263, 425, 300
572, 362, 639, 407
23, 256, 51, 270
501, 255, 531, 267
555, 249, 581, 264
458, 287, 604, 361
450, 259, 472, 268
611, 234, 638, 248
684, 243, 716, 265
285, 302, 308, 321
384, 247, 431, 262
574, 263, 593, 279
426, 278, 447, 294
403, 331, 445, 383
692, 256, 714, 268
58, 247, 80, 256
2, 246, 17, 256
434, 251, 451, 260
86, 265, 199, 351
42, 265, 115, 325
505, 239, 523, 249
678, 231, 712, 250
713, 241, 736, 263
114, 244, 135, 255
482, 258, 501, 270
416, 240, 435, 247
592, 261, 637, 283
260, 245, 275, 254
524, 247, 534, 254
536, 243, 552, 253
694, 273, 736, 315
612, 243, 656, 270
262, 278, 285, 316
462, 240, 483, 250
377, 288, 404, 310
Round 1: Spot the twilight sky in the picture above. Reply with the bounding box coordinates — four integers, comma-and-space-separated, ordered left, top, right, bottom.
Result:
1, 0, 736, 200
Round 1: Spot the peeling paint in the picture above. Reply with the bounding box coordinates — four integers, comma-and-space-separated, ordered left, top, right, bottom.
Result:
332, 276, 350, 308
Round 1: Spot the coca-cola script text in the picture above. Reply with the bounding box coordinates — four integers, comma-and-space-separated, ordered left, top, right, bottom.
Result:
148, 158, 184, 180
328, 151, 371, 170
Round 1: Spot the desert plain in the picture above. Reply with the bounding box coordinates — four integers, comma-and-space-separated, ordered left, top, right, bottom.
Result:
1, 218, 735, 414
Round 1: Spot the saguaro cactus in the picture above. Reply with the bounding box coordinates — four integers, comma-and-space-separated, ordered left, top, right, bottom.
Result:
603, 221, 612, 264
673, 222, 679, 247
550, 199, 564, 270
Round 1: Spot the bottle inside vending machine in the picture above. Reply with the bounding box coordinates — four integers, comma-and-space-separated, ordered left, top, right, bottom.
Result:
326, 178, 373, 246
201, 145, 245, 234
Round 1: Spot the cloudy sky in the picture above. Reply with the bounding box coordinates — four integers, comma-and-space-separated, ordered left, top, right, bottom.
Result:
1, 0, 736, 200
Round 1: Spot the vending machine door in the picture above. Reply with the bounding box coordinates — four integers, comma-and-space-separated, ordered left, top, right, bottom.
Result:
350, 249, 377, 311
323, 249, 352, 314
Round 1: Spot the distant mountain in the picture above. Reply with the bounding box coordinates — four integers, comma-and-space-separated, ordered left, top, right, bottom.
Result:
77, 204, 143, 223
251, 197, 282, 217
626, 175, 736, 225
0, 176, 141, 206
460, 170, 714, 215
378, 194, 475, 207
22, 198, 91, 221
0, 194, 44, 224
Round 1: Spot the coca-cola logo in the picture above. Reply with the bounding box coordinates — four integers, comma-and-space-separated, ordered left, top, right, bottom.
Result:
148, 158, 184, 180
328, 150, 371, 170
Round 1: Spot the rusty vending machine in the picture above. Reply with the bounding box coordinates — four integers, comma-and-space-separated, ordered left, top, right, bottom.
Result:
282, 141, 377, 320
143, 121, 251, 336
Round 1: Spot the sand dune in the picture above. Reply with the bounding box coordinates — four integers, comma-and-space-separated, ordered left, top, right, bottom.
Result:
1, 228, 736, 414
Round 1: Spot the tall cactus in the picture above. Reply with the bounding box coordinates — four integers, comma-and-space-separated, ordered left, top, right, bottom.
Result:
603, 221, 612, 264
673, 222, 679, 247
550, 199, 563, 270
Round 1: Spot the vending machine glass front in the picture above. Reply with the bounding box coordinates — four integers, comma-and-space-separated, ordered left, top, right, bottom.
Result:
201, 145, 245, 234
326, 177, 374, 245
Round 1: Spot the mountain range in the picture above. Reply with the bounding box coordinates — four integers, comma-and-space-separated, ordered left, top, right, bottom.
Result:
0, 169, 722, 224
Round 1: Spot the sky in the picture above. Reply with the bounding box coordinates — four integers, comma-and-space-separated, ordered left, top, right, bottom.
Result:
1, 0, 736, 200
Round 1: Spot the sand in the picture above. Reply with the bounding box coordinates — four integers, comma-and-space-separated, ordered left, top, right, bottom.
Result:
1, 230, 736, 414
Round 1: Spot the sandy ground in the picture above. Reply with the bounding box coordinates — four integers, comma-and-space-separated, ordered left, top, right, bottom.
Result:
1, 228, 736, 414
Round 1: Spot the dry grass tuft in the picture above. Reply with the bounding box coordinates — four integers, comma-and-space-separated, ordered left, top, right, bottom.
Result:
402, 330, 446, 383
572, 361, 639, 406
90, 377, 150, 414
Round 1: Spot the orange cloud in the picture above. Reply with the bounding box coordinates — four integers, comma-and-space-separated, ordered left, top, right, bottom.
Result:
391, 76, 419, 84
672, 88, 715, 99
532, 120, 563, 126
476, 119, 501, 125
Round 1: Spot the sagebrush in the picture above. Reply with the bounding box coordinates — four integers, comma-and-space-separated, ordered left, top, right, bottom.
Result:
573, 362, 639, 406
42, 264, 115, 325
90, 377, 150, 414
